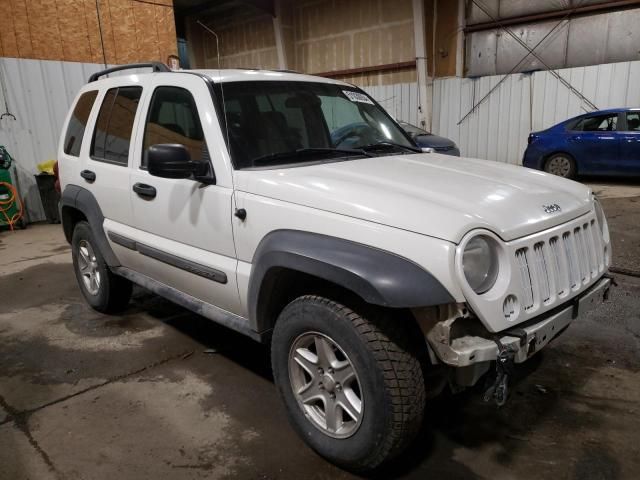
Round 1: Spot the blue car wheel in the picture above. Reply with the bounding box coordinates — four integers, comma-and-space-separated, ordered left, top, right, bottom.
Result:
544, 153, 577, 179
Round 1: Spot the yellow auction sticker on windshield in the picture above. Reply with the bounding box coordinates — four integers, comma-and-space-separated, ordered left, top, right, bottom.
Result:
342, 90, 374, 105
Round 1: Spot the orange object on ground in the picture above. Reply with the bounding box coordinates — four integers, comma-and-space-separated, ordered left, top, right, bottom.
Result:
0, 181, 23, 231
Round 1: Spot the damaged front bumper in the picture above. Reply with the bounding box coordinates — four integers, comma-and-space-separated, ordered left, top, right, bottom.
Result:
418, 276, 612, 386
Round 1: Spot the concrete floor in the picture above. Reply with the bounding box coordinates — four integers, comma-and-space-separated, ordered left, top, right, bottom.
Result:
1, 186, 640, 479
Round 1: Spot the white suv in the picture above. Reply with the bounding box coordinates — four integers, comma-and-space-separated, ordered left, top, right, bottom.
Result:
58, 63, 612, 471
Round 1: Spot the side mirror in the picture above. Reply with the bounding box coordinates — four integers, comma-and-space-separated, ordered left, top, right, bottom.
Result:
147, 144, 209, 179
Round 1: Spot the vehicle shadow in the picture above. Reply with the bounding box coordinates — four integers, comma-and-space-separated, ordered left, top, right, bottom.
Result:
131, 288, 274, 381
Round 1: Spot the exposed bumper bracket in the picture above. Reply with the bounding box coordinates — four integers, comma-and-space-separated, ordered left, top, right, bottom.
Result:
424, 276, 612, 369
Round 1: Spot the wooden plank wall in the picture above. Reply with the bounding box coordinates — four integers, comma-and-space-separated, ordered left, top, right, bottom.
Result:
0, 0, 177, 64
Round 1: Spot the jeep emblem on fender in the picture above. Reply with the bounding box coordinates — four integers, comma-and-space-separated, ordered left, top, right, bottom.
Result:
543, 203, 561, 214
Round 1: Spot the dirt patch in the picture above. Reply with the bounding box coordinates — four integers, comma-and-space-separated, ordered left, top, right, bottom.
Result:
0, 262, 80, 314
601, 196, 640, 273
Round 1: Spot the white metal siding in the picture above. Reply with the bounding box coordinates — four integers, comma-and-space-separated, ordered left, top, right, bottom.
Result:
0, 58, 109, 222
361, 83, 421, 126
432, 59, 640, 165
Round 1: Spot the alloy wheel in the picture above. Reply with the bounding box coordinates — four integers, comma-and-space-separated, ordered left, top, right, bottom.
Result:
77, 239, 101, 296
288, 332, 364, 439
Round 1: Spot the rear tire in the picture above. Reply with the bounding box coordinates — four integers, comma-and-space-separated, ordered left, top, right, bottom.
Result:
71, 221, 132, 313
544, 153, 577, 178
271, 295, 426, 472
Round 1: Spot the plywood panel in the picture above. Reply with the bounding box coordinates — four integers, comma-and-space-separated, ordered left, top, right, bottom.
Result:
0, 0, 19, 58
82, 0, 104, 64
157, 3, 178, 59
107, 0, 137, 64
2, 0, 175, 64
11, 0, 33, 58
132, 2, 160, 61
57, 0, 92, 62
28, 0, 64, 60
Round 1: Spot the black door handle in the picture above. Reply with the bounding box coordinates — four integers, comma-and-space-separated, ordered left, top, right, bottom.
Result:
80, 170, 96, 182
133, 183, 157, 199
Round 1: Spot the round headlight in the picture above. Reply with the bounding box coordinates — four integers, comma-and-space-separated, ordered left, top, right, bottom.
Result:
462, 235, 499, 294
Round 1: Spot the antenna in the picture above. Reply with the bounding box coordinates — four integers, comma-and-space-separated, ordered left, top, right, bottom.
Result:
196, 20, 230, 161
196, 20, 221, 70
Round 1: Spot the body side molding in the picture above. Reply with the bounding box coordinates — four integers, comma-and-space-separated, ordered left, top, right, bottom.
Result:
248, 230, 455, 331
107, 231, 228, 284
136, 243, 228, 284
108, 231, 137, 250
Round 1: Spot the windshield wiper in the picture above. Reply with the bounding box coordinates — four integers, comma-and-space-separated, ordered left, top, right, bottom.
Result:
253, 147, 372, 166
361, 141, 421, 153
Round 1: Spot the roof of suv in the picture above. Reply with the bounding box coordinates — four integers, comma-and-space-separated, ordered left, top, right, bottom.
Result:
190, 68, 350, 86
86, 63, 352, 87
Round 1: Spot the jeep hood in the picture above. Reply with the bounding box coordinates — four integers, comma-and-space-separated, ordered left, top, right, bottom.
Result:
235, 153, 593, 243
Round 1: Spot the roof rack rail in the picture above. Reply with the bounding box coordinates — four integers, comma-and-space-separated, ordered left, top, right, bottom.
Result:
88, 62, 171, 83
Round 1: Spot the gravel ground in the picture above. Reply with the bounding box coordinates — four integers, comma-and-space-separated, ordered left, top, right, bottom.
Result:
1, 190, 639, 479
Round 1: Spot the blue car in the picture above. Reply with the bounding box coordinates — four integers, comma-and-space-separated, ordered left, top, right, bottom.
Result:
523, 108, 640, 178
398, 121, 460, 156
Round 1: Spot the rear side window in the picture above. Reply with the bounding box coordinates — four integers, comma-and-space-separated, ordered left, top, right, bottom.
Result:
64, 91, 98, 156
625, 112, 640, 131
572, 114, 618, 132
142, 86, 208, 168
91, 86, 143, 165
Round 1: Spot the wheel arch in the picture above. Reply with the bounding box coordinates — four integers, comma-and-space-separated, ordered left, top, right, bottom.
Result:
248, 230, 455, 333
61, 184, 120, 267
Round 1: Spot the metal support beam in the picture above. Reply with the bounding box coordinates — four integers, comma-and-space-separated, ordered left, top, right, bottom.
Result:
413, 0, 431, 130
456, 0, 465, 77
314, 61, 415, 79
272, 0, 287, 70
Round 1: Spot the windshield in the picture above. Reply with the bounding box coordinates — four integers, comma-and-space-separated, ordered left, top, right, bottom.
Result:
216, 81, 416, 169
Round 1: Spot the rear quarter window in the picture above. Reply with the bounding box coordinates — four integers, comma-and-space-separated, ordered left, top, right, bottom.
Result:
63, 91, 98, 156
564, 118, 582, 131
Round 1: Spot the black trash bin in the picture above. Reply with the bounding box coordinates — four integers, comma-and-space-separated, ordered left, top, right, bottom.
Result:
35, 173, 61, 223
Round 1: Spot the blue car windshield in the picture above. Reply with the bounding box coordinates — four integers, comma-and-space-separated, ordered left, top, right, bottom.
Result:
215, 81, 415, 169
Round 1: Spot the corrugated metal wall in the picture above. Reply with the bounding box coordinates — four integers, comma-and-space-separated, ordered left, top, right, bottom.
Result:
0, 58, 108, 222
432, 59, 640, 164
362, 82, 421, 126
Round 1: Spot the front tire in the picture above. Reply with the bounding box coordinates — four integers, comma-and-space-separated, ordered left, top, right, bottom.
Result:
544, 153, 577, 178
71, 221, 132, 313
271, 295, 426, 471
